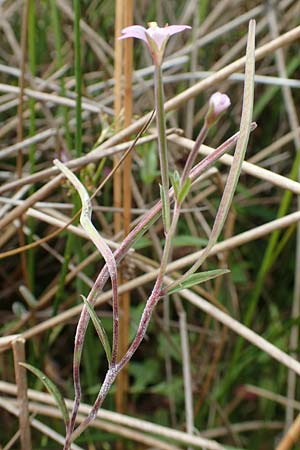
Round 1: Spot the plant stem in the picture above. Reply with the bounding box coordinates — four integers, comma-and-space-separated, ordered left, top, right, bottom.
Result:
55, 159, 119, 447
181, 121, 208, 184
155, 63, 170, 231
69, 110, 232, 438
71, 201, 181, 442
64, 127, 248, 445
70, 128, 245, 334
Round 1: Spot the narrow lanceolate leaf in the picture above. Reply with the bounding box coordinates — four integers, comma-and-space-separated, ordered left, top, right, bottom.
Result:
177, 176, 191, 204
20, 362, 69, 426
170, 170, 180, 199
54, 159, 119, 363
81, 295, 112, 364
166, 20, 256, 292
159, 183, 169, 232
166, 269, 230, 295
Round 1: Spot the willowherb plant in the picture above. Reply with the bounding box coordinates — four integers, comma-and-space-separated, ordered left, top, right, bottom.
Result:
23, 19, 256, 450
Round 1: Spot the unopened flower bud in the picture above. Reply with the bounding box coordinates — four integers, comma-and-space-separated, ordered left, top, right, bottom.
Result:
205, 92, 231, 127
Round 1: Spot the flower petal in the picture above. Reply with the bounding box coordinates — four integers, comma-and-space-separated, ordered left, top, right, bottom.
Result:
164, 25, 192, 36
119, 25, 148, 43
118, 23, 192, 65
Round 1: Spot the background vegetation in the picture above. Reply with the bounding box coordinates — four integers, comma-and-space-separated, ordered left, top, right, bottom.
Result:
0, 0, 300, 449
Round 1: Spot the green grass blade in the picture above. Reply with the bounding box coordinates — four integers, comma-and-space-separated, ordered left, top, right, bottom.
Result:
20, 362, 69, 427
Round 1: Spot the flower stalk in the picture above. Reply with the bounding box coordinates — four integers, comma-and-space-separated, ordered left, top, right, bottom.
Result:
155, 63, 171, 231
58, 19, 256, 449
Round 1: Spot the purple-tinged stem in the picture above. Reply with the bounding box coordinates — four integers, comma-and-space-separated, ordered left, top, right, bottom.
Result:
66, 125, 256, 441
181, 121, 208, 184
72, 201, 181, 442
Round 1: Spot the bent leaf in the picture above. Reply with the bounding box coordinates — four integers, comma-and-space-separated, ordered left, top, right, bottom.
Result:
20, 362, 69, 426
166, 269, 229, 295
165, 20, 256, 294
170, 170, 180, 199
159, 183, 170, 231
81, 295, 111, 364
178, 176, 191, 204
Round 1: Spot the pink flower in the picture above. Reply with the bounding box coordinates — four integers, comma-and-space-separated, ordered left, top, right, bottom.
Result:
119, 22, 191, 64
206, 92, 231, 126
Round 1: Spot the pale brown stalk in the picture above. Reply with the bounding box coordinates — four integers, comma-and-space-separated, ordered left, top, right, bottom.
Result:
12, 337, 31, 450
276, 414, 300, 450
117, 0, 133, 425
0, 380, 224, 450
0, 397, 83, 450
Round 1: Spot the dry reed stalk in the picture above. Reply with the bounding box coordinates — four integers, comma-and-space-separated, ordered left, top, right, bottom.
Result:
113, 0, 124, 235
12, 337, 31, 450
193, 325, 228, 415
0, 175, 63, 232
276, 414, 300, 450
0, 130, 300, 248
178, 307, 194, 442
1, 209, 300, 350
0, 116, 155, 261
0, 128, 57, 160
0, 24, 299, 199
3, 431, 20, 450
0, 83, 106, 113
0, 125, 154, 259
16, 401, 181, 450
0, 381, 226, 450
56, 0, 114, 69
248, 127, 300, 164
177, 284, 300, 377
94, 24, 300, 151
167, 134, 300, 195
0, 397, 83, 450
0, 130, 162, 195
113, 0, 125, 427
117, 0, 133, 425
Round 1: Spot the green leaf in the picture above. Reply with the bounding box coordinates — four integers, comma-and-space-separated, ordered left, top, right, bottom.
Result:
130, 212, 159, 249
132, 236, 151, 250
140, 143, 159, 185
177, 176, 191, 204
159, 184, 170, 231
20, 362, 69, 426
168, 235, 208, 248
81, 295, 111, 363
128, 359, 160, 393
170, 170, 180, 199
166, 269, 229, 295
171, 20, 255, 285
